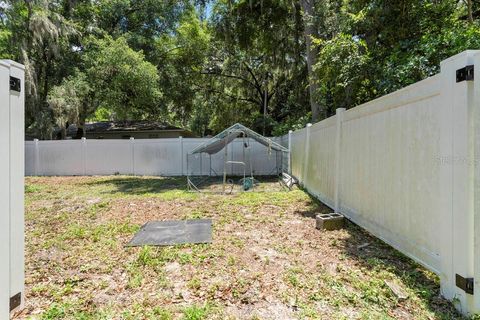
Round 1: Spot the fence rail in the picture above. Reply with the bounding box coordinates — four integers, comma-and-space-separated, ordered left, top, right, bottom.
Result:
288, 50, 480, 315
25, 137, 287, 177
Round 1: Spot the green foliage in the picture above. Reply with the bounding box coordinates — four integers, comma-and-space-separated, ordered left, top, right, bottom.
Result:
2, 0, 77, 138
418, 22, 480, 73
311, 0, 480, 112
314, 33, 371, 114
49, 72, 91, 129
0, 28, 12, 59
88, 107, 113, 122
1, 0, 479, 138
82, 35, 162, 120
49, 35, 161, 128
272, 113, 311, 136
203, 0, 310, 134
153, 7, 211, 127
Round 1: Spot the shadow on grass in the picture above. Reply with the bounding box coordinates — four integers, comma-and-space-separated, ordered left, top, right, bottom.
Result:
292, 188, 333, 218
84, 176, 188, 195
319, 218, 463, 318
338, 222, 463, 319
292, 188, 462, 319
82, 175, 285, 196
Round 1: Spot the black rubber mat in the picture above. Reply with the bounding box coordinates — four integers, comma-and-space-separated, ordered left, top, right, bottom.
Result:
126, 219, 212, 247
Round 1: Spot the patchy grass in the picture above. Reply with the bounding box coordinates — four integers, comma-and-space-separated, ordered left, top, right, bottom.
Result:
16, 176, 465, 319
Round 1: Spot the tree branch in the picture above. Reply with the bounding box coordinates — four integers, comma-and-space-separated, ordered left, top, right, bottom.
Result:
242, 61, 264, 98
201, 71, 261, 93
193, 85, 259, 105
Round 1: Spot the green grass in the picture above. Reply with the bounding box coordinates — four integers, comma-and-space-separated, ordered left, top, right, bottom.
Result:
25, 183, 44, 194
182, 304, 210, 320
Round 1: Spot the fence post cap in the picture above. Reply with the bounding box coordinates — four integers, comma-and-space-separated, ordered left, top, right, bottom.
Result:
336, 108, 346, 113
129, 137, 134, 140
81, 137, 86, 141
306, 123, 312, 127
33, 138, 39, 142
288, 130, 293, 133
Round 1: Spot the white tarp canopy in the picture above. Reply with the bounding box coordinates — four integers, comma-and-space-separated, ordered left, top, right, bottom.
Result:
190, 123, 288, 155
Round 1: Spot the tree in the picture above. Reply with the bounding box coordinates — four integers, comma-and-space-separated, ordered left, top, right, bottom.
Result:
1, 0, 479, 139
203, 0, 309, 134
301, 0, 322, 121
1, 0, 76, 138
310, 0, 475, 113
49, 36, 161, 136
314, 34, 371, 113
48, 72, 91, 139
94, 0, 187, 58
152, 7, 211, 126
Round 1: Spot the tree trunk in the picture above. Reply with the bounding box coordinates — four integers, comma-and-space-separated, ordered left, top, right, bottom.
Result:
467, 0, 473, 24
76, 104, 89, 139
76, 123, 85, 139
294, 1, 303, 68
301, 0, 322, 122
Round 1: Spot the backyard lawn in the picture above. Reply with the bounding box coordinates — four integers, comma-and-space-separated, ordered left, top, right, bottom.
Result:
17, 176, 462, 320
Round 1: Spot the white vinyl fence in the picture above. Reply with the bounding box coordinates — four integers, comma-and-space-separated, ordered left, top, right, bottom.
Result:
289, 50, 480, 315
25, 137, 285, 177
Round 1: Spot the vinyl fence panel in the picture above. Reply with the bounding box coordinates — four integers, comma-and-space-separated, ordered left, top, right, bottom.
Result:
134, 138, 182, 176
288, 50, 480, 316
290, 128, 306, 181
339, 74, 444, 273
37, 140, 84, 175
86, 139, 133, 175
25, 137, 282, 177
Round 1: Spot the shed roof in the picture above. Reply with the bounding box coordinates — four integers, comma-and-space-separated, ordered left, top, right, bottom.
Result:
190, 123, 288, 155
85, 121, 184, 132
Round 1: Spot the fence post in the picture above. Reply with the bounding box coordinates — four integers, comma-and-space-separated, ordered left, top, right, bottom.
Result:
302, 123, 312, 186
130, 137, 135, 175
288, 130, 292, 175
81, 137, 87, 175
2, 59, 25, 317
436, 50, 479, 315
34, 139, 39, 176
472, 54, 480, 312
472, 51, 480, 315
334, 108, 345, 213
179, 136, 183, 176
0, 61, 11, 318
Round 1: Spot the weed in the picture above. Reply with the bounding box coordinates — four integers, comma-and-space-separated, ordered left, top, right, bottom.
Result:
227, 255, 236, 266
127, 264, 143, 289
41, 303, 66, 319
183, 304, 209, 320
152, 307, 173, 320
187, 276, 202, 291
178, 252, 194, 265
285, 267, 303, 288
63, 224, 87, 240
137, 246, 155, 266
86, 201, 110, 218
228, 236, 245, 248
25, 184, 43, 193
